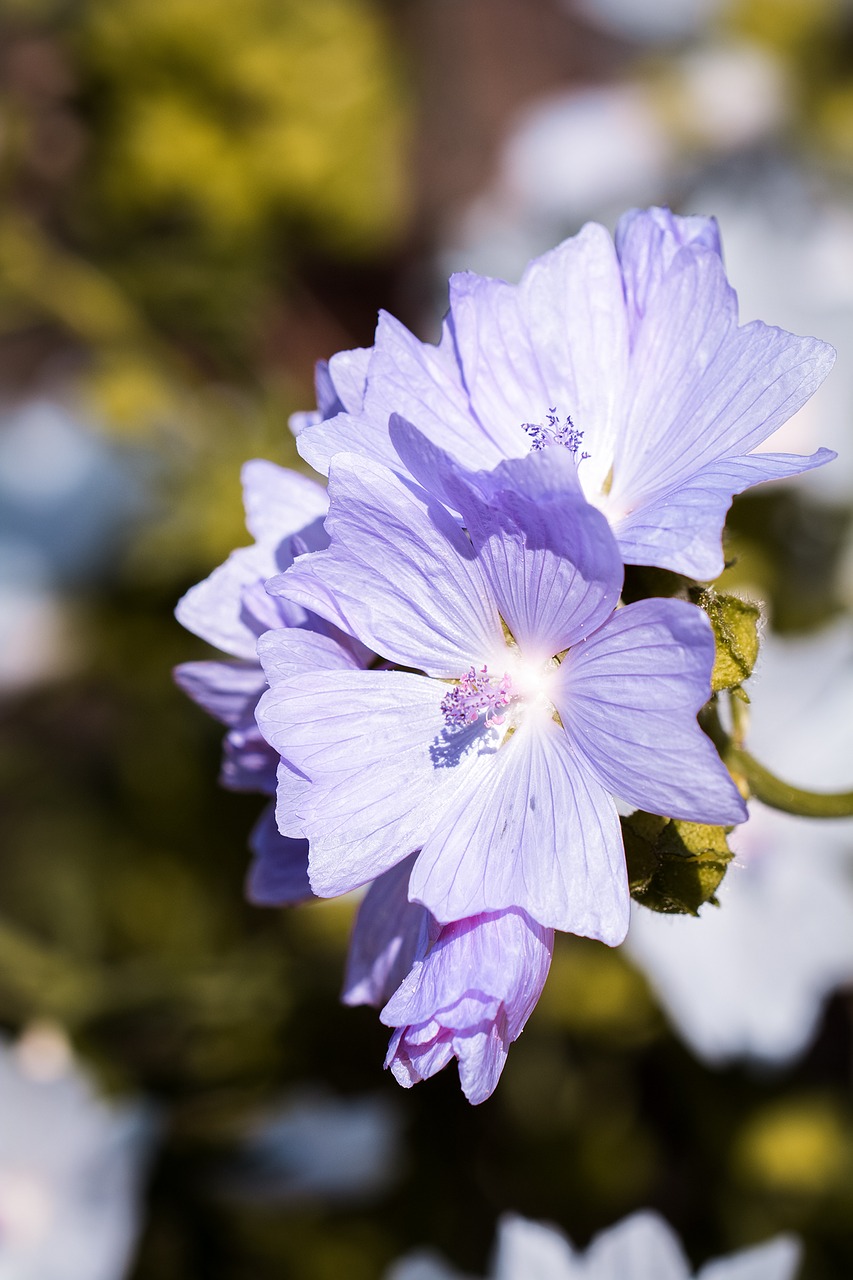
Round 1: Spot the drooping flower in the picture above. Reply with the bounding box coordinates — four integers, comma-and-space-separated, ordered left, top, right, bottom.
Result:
382, 908, 553, 1106
256, 445, 746, 945
627, 621, 853, 1065
385, 1210, 802, 1280
0, 1025, 157, 1280
294, 206, 834, 580
341, 859, 550, 1103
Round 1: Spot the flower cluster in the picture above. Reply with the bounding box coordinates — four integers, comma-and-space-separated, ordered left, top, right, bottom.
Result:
176, 207, 834, 1104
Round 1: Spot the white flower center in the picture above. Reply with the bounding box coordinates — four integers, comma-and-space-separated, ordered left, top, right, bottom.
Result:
440, 652, 560, 738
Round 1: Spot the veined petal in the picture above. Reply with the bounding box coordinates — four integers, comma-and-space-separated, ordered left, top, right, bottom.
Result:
176, 544, 291, 659
381, 909, 552, 1105
297, 312, 495, 478
381, 909, 552, 1041
389, 419, 622, 657
256, 626, 365, 683
366, 311, 502, 465
613, 248, 835, 510
447, 224, 630, 478
256, 648, 487, 895
241, 459, 328, 544
173, 660, 266, 727
342, 857, 432, 1009
270, 454, 503, 676
615, 447, 836, 578
451, 451, 622, 659
245, 804, 313, 906
555, 598, 747, 824
175, 461, 327, 658
327, 345, 371, 413
616, 206, 723, 338
410, 715, 629, 941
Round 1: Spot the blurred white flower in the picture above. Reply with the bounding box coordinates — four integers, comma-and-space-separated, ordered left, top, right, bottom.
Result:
0, 400, 142, 584
387, 1211, 800, 1279
441, 42, 788, 284
442, 83, 672, 280
667, 43, 790, 150
501, 85, 672, 226
571, 0, 725, 45
627, 621, 853, 1066
221, 1087, 403, 1206
0, 1024, 157, 1280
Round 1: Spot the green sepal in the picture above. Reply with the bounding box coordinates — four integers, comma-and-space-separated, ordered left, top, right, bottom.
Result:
692, 588, 761, 693
622, 810, 734, 915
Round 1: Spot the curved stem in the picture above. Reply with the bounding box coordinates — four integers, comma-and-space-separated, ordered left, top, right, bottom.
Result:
724, 745, 853, 819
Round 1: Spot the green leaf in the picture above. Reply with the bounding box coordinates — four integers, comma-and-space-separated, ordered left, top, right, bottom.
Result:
692, 588, 761, 693
622, 811, 734, 916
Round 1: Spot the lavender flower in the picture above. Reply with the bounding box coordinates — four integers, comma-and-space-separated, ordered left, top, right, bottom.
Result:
257, 446, 745, 945
295, 206, 834, 580
382, 908, 553, 1106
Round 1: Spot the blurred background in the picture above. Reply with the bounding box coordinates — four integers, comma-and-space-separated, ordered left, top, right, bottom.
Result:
2, 0, 853, 1276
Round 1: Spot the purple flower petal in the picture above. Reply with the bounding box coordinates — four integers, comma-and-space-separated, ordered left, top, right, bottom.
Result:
221, 723, 278, 793
241, 460, 327, 545
176, 462, 327, 658
615, 448, 836, 579
295, 207, 834, 578
327, 346, 371, 414
270, 455, 504, 677
555, 598, 747, 825
256, 642, 486, 895
615, 206, 722, 339
381, 908, 553, 1105
610, 244, 835, 538
342, 857, 432, 1008
448, 451, 623, 660
298, 312, 488, 477
245, 804, 313, 906
173, 660, 267, 727
409, 714, 629, 941
447, 222, 631, 485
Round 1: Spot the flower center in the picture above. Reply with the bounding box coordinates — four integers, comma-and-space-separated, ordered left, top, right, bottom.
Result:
522, 407, 589, 460
441, 665, 513, 728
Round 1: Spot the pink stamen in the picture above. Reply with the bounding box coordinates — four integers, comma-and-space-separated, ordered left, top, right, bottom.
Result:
441, 665, 513, 729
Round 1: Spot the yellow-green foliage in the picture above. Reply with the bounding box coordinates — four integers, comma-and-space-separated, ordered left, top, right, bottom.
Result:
79, 0, 407, 252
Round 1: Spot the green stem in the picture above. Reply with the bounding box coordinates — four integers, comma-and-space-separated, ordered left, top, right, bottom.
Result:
725, 745, 853, 819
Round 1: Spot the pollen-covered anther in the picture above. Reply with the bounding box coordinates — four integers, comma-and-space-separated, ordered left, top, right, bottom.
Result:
441, 665, 513, 729
522, 407, 590, 460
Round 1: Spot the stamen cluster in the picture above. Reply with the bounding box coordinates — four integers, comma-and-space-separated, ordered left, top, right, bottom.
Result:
522, 408, 590, 459
440, 665, 512, 728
